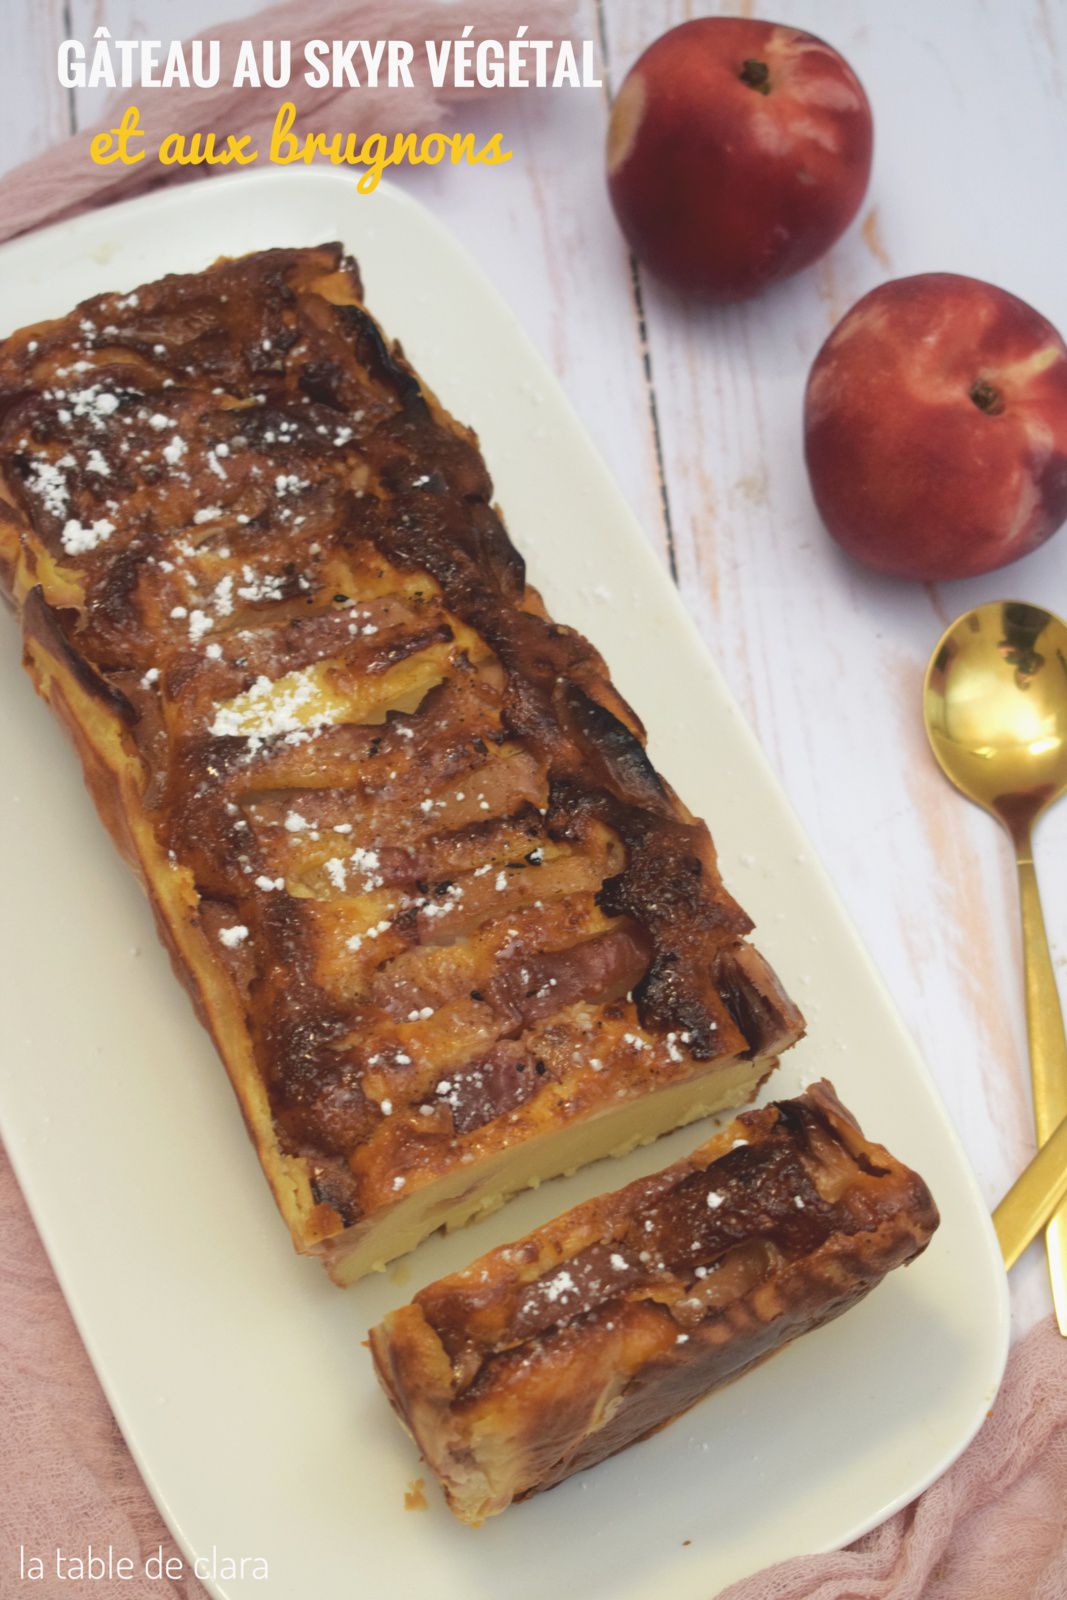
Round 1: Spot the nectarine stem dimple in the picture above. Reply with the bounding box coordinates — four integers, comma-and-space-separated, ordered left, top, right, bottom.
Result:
739, 59, 772, 95
970, 378, 1004, 415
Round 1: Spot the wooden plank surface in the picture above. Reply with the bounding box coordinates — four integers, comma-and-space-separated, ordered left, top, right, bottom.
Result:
604, 0, 1067, 1339
3, 0, 1064, 1338
4, 0, 72, 165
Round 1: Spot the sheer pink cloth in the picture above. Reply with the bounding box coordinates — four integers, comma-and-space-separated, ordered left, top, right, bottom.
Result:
720, 1312, 1067, 1600
1, 2, 1065, 1591
1, 1148, 199, 1598
2, 1143, 1064, 1598
0, 0, 575, 246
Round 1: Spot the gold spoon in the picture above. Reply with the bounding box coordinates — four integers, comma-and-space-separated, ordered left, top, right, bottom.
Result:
995, 1109, 1067, 1269
924, 600, 1067, 1333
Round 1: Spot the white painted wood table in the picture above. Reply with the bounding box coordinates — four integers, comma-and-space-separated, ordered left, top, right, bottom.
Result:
3, 0, 1064, 1361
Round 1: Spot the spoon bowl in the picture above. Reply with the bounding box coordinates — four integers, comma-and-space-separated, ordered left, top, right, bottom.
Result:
924, 600, 1067, 839
923, 599, 1067, 1334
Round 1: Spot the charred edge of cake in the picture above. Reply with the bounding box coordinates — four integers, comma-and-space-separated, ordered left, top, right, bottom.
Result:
23, 586, 138, 726
559, 681, 664, 809
325, 289, 796, 1054
768, 1083, 941, 1230
713, 943, 805, 1058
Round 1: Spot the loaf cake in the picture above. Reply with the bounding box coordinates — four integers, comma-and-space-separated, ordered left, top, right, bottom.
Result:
0, 244, 802, 1283
370, 1081, 939, 1522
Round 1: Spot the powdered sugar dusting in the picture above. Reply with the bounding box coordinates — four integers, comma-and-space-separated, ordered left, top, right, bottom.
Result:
210, 668, 337, 750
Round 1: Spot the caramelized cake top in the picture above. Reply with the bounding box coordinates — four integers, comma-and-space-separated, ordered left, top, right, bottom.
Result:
370, 1083, 938, 1522
407, 1082, 938, 1373
0, 245, 801, 1227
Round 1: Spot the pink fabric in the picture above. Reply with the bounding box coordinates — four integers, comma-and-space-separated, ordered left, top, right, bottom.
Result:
719, 1314, 1067, 1600
0, 0, 575, 246
1, 1148, 201, 1598
1, 2, 1065, 1591
2, 1132, 1064, 1597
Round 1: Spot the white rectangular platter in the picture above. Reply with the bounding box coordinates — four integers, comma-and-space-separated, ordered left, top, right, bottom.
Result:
0, 168, 1008, 1600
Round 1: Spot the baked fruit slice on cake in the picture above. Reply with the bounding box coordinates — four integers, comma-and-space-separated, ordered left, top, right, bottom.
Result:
370, 1082, 939, 1523
0, 244, 802, 1283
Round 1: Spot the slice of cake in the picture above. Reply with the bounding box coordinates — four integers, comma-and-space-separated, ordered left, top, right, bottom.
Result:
369, 1081, 938, 1522
0, 244, 802, 1282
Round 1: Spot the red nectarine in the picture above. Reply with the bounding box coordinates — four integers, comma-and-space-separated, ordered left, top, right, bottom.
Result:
606, 18, 873, 301
804, 274, 1067, 580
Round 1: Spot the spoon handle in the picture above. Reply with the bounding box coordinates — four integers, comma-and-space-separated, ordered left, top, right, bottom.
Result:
1015, 844, 1067, 1335
995, 1108, 1067, 1270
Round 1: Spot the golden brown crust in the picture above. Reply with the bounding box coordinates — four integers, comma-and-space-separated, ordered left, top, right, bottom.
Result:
0, 244, 803, 1275
369, 1082, 939, 1523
